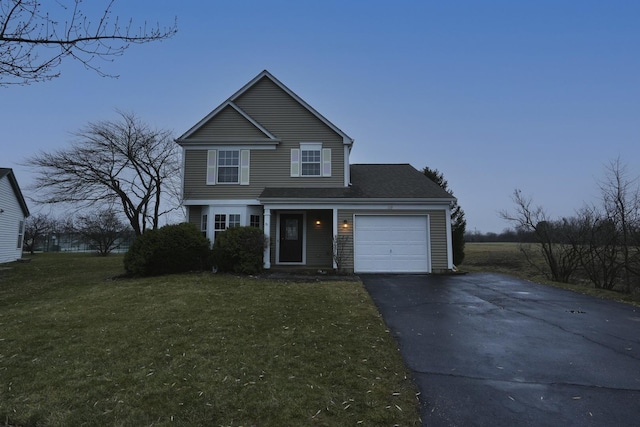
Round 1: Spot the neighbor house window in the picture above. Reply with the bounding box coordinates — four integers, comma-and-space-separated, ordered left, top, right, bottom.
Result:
214, 214, 226, 239
301, 146, 321, 176
250, 214, 261, 228
217, 150, 239, 183
17, 220, 24, 249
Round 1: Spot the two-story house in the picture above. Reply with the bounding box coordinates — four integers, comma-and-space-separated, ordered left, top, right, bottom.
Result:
177, 70, 455, 273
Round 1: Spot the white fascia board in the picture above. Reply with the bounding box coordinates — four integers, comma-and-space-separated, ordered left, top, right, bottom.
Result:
260, 197, 455, 206
344, 148, 350, 187
183, 199, 261, 206
261, 202, 453, 211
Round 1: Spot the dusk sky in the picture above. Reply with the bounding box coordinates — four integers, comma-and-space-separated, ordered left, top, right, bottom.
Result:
2, 0, 639, 233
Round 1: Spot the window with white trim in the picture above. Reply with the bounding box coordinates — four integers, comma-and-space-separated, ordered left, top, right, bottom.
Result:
17, 220, 24, 249
214, 214, 226, 239
217, 150, 239, 183
250, 214, 261, 228
301, 148, 321, 176
229, 214, 240, 228
201, 214, 208, 238
291, 143, 331, 177
213, 213, 242, 239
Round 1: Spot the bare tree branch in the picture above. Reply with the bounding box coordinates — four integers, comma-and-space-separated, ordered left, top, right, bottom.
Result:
0, 0, 177, 85
24, 111, 181, 235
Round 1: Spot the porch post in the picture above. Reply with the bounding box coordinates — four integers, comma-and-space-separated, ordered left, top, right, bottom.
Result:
263, 208, 271, 269
332, 208, 338, 269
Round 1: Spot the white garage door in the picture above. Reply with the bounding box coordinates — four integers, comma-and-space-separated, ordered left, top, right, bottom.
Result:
354, 215, 430, 273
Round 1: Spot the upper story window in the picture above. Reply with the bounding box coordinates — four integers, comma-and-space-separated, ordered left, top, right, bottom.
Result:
217, 150, 239, 183
206, 149, 250, 186
291, 143, 331, 178
301, 147, 321, 176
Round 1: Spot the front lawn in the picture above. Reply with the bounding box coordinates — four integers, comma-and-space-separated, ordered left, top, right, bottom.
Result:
0, 253, 419, 426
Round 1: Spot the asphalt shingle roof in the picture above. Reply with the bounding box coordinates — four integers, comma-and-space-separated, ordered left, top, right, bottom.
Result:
259, 164, 455, 201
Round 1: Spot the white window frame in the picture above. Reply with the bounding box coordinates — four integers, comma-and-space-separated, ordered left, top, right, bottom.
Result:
217, 150, 240, 184
17, 220, 24, 249
300, 143, 322, 177
250, 214, 261, 229
201, 214, 208, 238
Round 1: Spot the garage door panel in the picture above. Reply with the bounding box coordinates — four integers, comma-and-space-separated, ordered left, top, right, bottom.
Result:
354, 215, 430, 273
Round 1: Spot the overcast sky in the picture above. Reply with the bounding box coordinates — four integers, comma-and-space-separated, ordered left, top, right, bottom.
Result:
2, 0, 639, 233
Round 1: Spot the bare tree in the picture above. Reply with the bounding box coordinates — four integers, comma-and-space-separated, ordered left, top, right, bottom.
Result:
599, 158, 640, 293
564, 209, 623, 290
23, 212, 55, 254
74, 208, 130, 256
500, 189, 580, 283
25, 111, 181, 236
0, 0, 177, 86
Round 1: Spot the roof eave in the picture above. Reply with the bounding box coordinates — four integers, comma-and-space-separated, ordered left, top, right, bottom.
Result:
3, 170, 30, 217
259, 197, 456, 205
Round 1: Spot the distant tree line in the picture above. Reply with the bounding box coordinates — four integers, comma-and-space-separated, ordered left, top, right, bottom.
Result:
24, 208, 133, 256
465, 228, 535, 243
500, 159, 640, 294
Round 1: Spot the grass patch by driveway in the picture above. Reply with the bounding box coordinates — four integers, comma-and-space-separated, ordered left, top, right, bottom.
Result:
464, 242, 640, 306
0, 253, 419, 426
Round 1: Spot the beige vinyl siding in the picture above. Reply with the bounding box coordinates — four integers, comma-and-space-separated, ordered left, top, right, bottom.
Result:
233, 77, 344, 184
337, 210, 354, 272
338, 209, 450, 273
187, 206, 202, 228
183, 147, 343, 200
181, 76, 346, 201
305, 210, 333, 267
189, 105, 267, 139
428, 210, 449, 271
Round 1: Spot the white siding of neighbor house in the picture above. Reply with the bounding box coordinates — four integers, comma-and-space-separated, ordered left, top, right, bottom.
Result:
0, 176, 26, 263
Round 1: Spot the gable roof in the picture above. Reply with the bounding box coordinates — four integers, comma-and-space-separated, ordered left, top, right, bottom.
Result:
260, 164, 455, 202
176, 70, 354, 145
0, 168, 30, 217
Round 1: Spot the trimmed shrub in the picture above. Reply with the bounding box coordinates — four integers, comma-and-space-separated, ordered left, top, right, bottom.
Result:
212, 226, 267, 275
124, 222, 211, 276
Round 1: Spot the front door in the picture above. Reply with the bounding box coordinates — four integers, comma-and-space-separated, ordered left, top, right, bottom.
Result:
279, 214, 303, 262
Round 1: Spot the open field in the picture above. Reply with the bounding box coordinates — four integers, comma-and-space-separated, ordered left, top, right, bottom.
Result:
464, 242, 640, 306
0, 253, 419, 426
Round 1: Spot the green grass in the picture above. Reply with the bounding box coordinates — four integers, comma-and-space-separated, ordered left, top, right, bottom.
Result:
464, 242, 640, 306
0, 253, 419, 426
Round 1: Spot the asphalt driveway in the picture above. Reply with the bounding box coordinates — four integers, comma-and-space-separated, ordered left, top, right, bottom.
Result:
361, 273, 640, 427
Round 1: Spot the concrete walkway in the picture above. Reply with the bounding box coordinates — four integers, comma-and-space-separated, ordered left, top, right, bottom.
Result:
361, 273, 640, 426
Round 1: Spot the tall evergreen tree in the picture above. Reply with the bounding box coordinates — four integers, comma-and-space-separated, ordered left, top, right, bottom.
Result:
423, 166, 467, 266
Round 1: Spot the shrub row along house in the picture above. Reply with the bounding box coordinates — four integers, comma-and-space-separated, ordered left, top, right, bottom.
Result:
0, 168, 30, 263
177, 70, 455, 273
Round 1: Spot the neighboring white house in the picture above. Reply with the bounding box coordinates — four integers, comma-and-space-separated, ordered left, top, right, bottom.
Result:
0, 168, 30, 263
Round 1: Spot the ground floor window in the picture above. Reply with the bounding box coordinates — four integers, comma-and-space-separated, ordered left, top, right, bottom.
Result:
213, 213, 242, 239
17, 220, 24, 249
201, 214, 208, 238
229, 214, 240, 228
214, 214, 226, 239
250, 214, 261, 228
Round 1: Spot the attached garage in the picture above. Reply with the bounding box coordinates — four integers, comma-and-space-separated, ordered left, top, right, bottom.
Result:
354, 215, 430, 273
